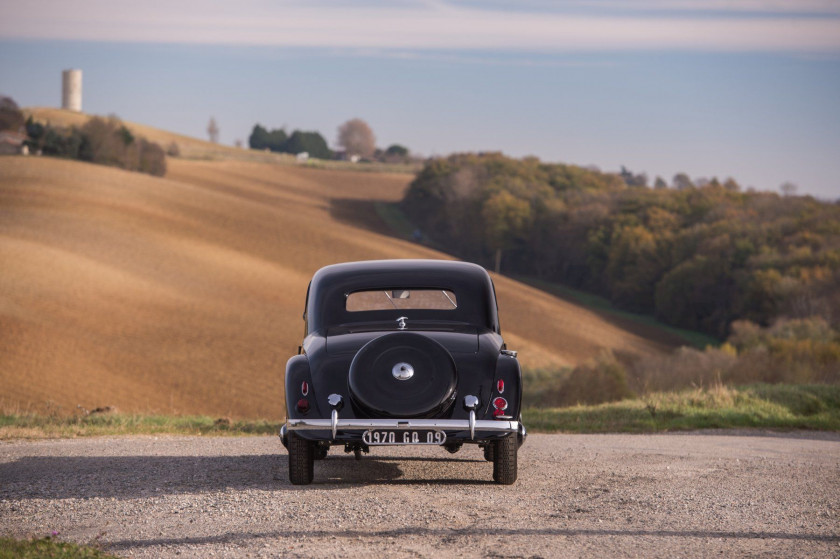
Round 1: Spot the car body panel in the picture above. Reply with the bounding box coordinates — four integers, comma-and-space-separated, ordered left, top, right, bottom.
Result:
284, 259, 522, 445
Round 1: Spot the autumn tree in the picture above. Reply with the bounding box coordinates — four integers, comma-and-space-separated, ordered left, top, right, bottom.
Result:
0, 96, 24, 131
780, 182, 798, 196
337, 118, 376, 158
401, 152, 840, 338
482, 190, 532, 274
207, 117, 219, 143
672, 173, 694, 190
620, 166, 648, 187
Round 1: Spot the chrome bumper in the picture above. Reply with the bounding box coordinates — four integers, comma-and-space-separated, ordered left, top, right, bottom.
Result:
286, 414, 519, 441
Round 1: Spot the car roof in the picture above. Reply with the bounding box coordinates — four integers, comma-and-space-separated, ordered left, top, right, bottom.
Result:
306, 259, 500, 334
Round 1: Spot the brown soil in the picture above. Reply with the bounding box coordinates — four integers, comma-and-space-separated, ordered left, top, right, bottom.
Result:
1, 143, 678, 419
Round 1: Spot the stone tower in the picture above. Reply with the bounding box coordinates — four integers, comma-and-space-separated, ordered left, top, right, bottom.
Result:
61, 69, 82, 112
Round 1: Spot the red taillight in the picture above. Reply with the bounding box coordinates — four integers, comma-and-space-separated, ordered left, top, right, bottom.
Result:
496, 379, 505, 394
493, 408, 507, 417
301, 381, 309, 396
296, 398, 310, 413
493, 397, 508, 411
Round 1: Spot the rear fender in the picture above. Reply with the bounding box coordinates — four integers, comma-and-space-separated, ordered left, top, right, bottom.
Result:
492, 353, 522, 419
285, 355, 320, 419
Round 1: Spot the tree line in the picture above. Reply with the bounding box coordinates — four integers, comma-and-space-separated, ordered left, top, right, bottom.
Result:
248, 118, 412, 163
401, 152, 840, 339
1, 96, 166, 176
24, 116, 167, 176
248, 125, 333, 159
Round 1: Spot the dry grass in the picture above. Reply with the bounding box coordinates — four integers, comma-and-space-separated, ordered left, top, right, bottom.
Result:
0, 536, 119, 558
1, 128, 681, 420
524, 383, 840, 433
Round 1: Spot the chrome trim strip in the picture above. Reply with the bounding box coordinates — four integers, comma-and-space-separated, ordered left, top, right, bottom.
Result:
441, 290, 457, 309
469, 410, 476, 440
287, 418, 519, 439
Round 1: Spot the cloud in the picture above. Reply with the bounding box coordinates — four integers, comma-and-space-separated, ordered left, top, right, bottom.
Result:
579, 0, 840, 15
2, 0, 840, 52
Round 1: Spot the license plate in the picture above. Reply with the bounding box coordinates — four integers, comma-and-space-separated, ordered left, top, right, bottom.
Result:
362, 429, 446, 446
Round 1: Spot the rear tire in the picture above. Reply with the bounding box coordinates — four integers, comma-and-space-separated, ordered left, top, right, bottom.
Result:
492, 435, 517, 485
483, 443, 494, 462
288, 432, 314, 485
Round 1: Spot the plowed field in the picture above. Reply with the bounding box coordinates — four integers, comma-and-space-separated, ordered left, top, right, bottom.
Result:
1, 147, 677, 419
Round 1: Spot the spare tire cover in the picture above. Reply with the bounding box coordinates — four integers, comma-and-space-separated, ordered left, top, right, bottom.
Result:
348, 332, 457, 418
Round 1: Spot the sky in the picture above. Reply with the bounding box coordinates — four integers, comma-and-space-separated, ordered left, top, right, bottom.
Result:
1, 0, 839, 199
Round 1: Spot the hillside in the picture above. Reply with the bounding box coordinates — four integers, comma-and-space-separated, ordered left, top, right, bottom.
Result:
21, 107, 419, 173
1, 144, 679, 420
23, 107, 293, 163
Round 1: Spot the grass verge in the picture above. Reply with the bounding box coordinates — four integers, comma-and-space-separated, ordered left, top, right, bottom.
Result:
523, 383, 840, 433
2, 385, 837, 440
0, 536, 118, 559
0, 413, 280, 440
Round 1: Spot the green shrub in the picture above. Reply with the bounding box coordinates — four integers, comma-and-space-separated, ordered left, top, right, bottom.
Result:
561, 350, 634, 405
727, 318, 840, 384
25, 116, 166, 177
523, 350, 633, 407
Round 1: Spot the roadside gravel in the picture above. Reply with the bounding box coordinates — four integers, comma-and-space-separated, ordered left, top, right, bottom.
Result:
1, 432, 839, 558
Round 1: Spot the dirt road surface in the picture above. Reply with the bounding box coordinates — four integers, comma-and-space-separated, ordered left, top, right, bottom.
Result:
1, 433, 838, 558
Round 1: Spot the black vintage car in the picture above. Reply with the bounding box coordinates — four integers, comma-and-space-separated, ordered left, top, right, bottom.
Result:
280, 259, 526, 485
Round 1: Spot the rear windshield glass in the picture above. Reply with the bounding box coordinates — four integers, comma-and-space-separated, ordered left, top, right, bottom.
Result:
346, 289, 457, 311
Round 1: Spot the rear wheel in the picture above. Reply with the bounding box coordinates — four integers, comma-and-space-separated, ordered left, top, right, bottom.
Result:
483, 443, 494, 462
492, 435, 517, 485
288, 432, 314, 485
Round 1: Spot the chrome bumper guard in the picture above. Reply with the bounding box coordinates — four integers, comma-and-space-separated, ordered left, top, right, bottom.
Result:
286, 415, 519, 441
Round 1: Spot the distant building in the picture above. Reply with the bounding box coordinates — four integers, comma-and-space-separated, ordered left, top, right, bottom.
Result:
62, 69, 82, 112
0, 130, 27, 155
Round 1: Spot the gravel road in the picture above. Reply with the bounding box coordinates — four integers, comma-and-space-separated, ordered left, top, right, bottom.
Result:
1, 433, 839, 558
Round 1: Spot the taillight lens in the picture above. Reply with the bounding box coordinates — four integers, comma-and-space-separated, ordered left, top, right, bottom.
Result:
296, 398, 310, 413
492, 397, 508, 411
493, 408, 507, 417
496, 379, 505, 393
301, 381, 309, 396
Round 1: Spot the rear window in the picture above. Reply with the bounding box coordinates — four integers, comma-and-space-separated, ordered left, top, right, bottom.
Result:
346, 289, 458, 312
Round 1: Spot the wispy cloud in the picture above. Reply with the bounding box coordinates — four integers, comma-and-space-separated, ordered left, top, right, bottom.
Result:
2, 0, 840, 52
578, 0, 840, 15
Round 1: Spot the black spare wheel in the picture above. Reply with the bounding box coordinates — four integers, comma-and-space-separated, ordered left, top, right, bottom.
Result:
348, 332, 457, 418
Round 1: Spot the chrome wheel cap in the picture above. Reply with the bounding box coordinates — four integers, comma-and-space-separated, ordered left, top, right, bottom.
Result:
392, 362, 414, 381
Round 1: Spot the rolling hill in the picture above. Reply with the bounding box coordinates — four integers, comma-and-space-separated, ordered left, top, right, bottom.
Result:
1, 117, 680, 419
